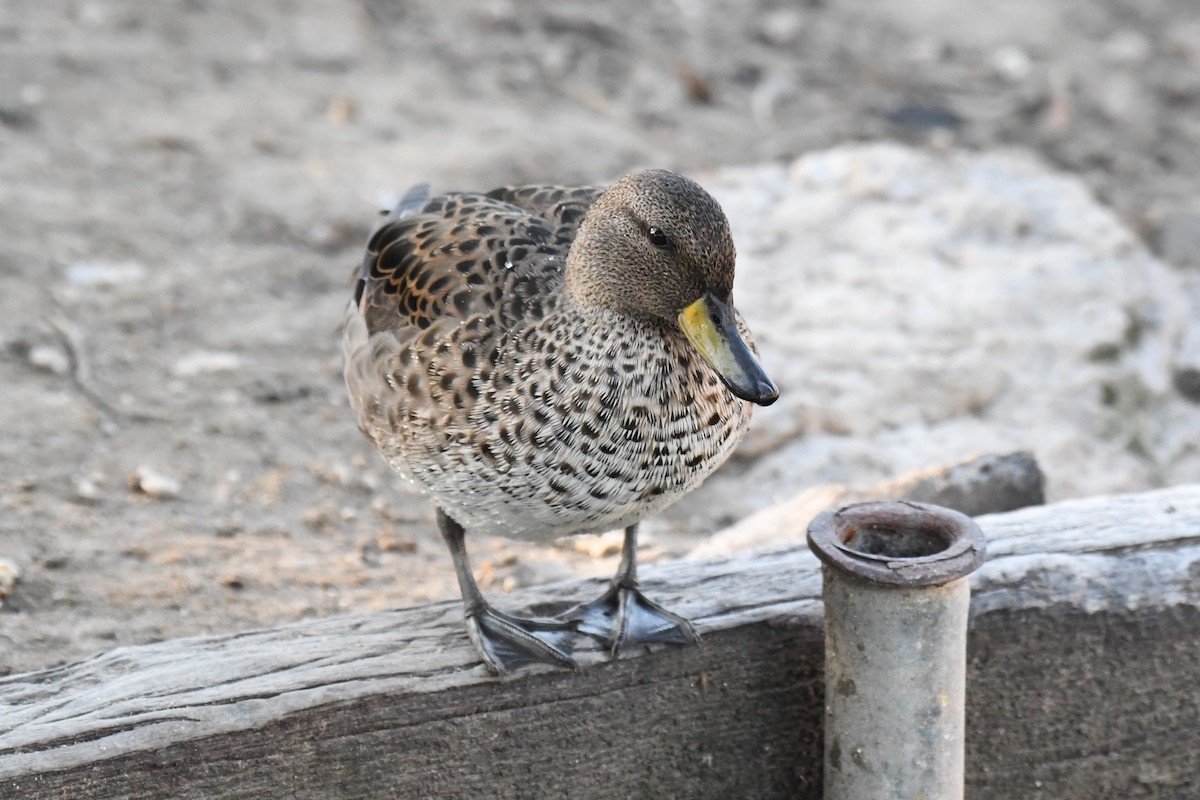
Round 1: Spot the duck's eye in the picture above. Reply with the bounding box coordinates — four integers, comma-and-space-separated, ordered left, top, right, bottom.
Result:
647, 226, 671, 248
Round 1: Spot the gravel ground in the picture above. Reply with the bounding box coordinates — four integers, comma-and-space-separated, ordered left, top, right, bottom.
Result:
2, 0, 1198, 675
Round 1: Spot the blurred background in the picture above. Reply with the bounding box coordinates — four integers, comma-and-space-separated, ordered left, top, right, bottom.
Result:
2, 0, 1198, 675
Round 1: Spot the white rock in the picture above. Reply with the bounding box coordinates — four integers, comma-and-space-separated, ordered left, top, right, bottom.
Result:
0, 559, 19, 600
65, 260, 147, 287
672, 144, 1199, 533
28, 344, 70, 375
989, 45, 1033, 82
757, 9, 806, 47
75, 476, 101, 502
130, 466, 182, 500
171, 351, 243, 377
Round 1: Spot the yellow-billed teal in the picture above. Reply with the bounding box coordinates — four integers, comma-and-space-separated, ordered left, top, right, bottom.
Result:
343, 169, 778, 673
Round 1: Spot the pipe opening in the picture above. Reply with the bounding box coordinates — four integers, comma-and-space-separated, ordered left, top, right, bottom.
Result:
807, 501, 987, 587
840, 524, 949, 560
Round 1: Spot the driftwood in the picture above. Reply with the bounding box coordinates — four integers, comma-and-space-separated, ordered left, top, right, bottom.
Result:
2, 485, 1199, 799
693, 450, 1045, 558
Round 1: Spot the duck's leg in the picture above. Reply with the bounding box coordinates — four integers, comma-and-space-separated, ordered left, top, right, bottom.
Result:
564, 524, 699, 656
438, 508, 578, 674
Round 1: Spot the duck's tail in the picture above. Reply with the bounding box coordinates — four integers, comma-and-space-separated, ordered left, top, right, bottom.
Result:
385, 183, 430, 222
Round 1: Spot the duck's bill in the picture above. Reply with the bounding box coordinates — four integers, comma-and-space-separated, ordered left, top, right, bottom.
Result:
678, 294, 779, 406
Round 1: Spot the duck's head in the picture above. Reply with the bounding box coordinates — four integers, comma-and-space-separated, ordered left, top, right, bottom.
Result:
565, 169, 779, 406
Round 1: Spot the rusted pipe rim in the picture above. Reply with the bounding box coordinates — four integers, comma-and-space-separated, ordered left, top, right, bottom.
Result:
807, 500, 987, 587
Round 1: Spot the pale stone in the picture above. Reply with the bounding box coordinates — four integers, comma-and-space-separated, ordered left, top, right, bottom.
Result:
171, 351, 243, 377
64, 260, 146, 287
667, 144, 1200, 535
129, 467, 182, 500
0, 558, 19, 601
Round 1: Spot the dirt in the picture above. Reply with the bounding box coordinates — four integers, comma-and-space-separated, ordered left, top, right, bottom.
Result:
2, 0, 1198, 676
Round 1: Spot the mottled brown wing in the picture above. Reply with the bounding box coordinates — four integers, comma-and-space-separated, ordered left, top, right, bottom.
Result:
355, 191, 572, 337
346, 184, 603, 438
484, 183, 604, 246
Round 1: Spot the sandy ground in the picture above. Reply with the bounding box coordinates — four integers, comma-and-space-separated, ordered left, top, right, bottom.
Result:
2, 0, 1199, 676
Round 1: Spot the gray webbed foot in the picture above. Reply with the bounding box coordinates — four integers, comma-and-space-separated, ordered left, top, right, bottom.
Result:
567, 583, 698, 654
439, 508, 580, 674
564, 523, 699, 657
465, 606, 578, 674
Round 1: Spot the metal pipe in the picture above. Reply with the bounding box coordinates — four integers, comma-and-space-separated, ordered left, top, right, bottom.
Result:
807, 501, 986, 800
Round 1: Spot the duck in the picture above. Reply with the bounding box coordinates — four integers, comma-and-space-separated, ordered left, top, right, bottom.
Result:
343, 169, 778, 673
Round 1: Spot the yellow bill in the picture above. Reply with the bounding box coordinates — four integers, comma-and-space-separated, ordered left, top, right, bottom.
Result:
678, 294, 779, 406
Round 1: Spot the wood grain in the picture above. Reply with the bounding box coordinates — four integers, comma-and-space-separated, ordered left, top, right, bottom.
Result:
2, 485, 1198, 799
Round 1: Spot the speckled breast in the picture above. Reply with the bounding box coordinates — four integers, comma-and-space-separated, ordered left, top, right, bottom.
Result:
348, 307, 752, 543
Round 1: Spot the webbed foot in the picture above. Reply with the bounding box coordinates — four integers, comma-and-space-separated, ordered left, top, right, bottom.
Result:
566, 583, 699, 655
466, 606, 578, 674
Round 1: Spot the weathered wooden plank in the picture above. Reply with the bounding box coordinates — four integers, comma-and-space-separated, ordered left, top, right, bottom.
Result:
1, 485, 1198, 799
966, 605, 1200, 799
3, 624, 827, 799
